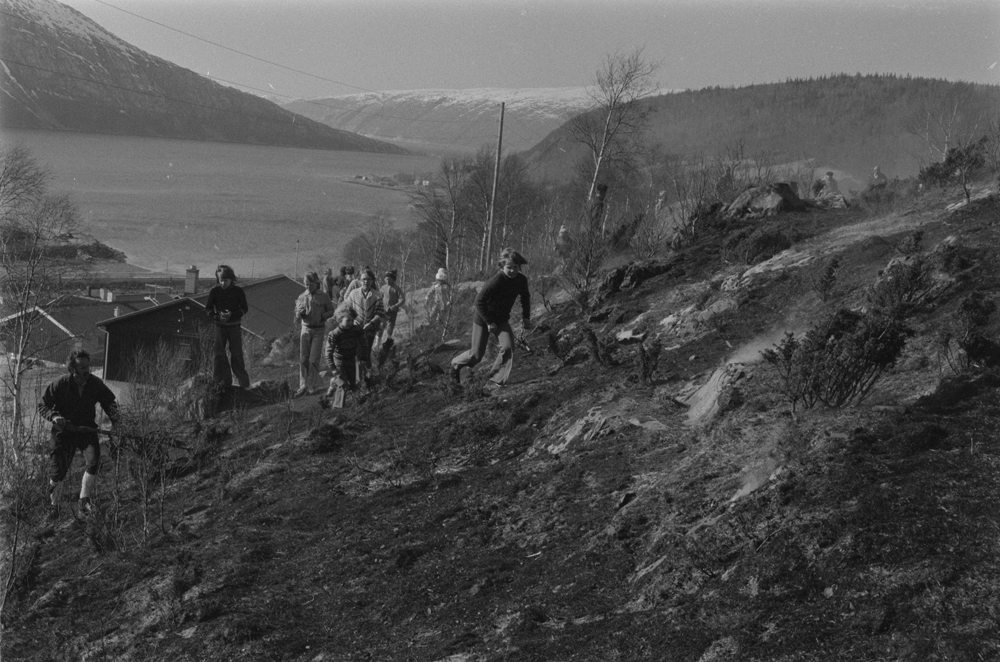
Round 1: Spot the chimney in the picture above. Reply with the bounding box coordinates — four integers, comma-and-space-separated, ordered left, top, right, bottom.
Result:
113, 306, 121, 318
106, 290, 115, 302
185, 266, 199, 295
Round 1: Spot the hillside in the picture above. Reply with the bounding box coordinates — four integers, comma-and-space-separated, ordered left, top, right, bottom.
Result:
281, 88, 592, 155
526, 74, 1000, 184
0, 0, 407, 154
4, 180, 1000, 660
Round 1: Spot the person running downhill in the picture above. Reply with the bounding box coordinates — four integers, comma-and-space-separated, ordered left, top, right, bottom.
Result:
204, 264, 251, 389
343, 268, 386, 386
38, 349, 120, 518
322, 305, 365, 408
295, 271, 336, 397
451, 249, 532, 386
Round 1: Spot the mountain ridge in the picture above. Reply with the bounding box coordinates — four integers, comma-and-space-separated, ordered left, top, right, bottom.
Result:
281, 87, 596, 155
0, 0, 408, 154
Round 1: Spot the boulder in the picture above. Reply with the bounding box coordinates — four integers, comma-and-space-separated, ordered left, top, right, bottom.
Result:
724, 183, 809, 220
601, 257, 678, 295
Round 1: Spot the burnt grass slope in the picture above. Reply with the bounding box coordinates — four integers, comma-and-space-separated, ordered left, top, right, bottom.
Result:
5, 184, 1000, 661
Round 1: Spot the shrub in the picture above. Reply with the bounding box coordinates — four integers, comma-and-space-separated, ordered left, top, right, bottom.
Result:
721, 224, 793, 265
762, 309, 909, 412
936, 291, 1000, 375
918, 137, 989, 203
865, 254, 935, 318
811, 256, 840, 302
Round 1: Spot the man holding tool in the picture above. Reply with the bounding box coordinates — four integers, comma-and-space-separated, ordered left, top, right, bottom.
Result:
37, 349, 119, 519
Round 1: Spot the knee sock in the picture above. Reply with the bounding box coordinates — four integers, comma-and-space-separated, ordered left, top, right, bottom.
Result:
80, 471, 96, 499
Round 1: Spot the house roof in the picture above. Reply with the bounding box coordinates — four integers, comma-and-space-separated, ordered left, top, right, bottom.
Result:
0, 295, 154, 365
98, 274, 304, 340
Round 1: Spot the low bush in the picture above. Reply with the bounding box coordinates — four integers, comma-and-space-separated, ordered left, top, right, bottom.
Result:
936, 291, 1000, 375
762, 309, 910, 412
721, 224, 794, 265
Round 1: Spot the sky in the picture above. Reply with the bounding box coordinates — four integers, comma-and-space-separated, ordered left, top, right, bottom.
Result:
53, 0, 1000, 102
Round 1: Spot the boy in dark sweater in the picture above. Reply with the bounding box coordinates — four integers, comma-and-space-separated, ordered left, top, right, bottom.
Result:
322, 305, 365, 407
204, 264, 250, 388
451, 249, 532, 386
38, 350, 119, 517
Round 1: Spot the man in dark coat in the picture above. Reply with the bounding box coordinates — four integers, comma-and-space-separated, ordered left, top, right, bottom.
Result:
38, 349, 119, 517
204, 264, 250, 388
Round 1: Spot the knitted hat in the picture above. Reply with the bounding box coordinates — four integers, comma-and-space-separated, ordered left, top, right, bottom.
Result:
435, 268, 448, 282
498, 248, 527, 267
385, 269, 398, 281
303, 271, 320, 287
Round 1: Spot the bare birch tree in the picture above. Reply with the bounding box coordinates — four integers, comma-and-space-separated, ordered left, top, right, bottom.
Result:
568, 48, 659, 203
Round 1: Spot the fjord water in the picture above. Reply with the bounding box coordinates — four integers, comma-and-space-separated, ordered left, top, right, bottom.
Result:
1, 129, 441, 277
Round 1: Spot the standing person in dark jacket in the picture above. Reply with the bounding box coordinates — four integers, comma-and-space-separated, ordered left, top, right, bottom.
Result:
204, 264, 250, 389
451, 249, 532, 386
38, 350, 120, 517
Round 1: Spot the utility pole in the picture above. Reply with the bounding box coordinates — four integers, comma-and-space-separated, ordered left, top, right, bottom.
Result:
295, 240, 300, 279
486, 102, 505, 268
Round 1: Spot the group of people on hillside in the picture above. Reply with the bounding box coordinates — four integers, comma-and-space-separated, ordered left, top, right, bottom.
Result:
37, 249, 533, 520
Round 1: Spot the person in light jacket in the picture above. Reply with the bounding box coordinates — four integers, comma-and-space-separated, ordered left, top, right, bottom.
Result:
343, 269, 387, 385
378, 269, 406, 344
295, 271, 336, 397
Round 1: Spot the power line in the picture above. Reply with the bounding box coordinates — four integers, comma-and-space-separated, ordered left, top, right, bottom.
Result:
86, 0, 376, 95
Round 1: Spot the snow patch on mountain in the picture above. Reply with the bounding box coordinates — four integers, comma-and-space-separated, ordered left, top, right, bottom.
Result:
3, 0, 140, 55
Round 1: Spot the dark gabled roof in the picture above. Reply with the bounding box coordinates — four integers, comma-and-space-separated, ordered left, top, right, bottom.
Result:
0, 295, 153, 365
49, 296, 153, 335
96, 296, 205, 328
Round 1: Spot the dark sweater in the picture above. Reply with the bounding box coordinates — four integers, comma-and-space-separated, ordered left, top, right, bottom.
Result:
38, 374, 119, 439
326, 324, 365, 367
474, 271, 531, 326
205, 284, 249, 326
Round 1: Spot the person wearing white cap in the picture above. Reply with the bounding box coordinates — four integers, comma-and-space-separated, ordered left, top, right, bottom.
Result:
426, 267, 452, 326
294, 271, 335, 396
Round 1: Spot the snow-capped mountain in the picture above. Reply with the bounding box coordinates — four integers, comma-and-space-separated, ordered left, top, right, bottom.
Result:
0, 0, 407, 153
280, 88, 595, 155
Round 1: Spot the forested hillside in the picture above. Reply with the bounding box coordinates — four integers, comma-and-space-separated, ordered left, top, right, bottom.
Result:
527, 74, 1000, 183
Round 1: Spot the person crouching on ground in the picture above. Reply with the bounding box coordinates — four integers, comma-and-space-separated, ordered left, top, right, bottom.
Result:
295, 271, 335, 397
451, 249, 532, 386
38, 349, 120, 518
205, 264, 250, 389
344, 268, 386, 386
323, 305, 364, 406
378, 269, 405, 346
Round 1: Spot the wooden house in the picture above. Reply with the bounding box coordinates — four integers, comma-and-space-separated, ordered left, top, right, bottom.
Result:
97, 274, 304, 382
